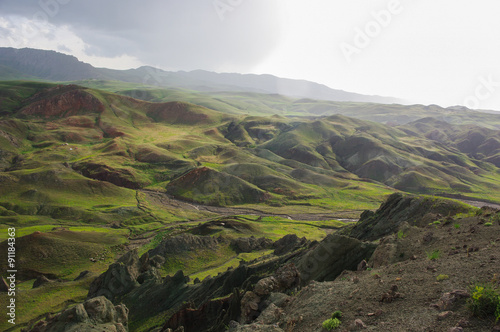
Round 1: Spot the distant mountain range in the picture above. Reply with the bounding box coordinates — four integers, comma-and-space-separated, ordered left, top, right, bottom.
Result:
0, 47, 401, 104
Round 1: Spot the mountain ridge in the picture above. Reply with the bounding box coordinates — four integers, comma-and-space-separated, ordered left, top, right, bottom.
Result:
0, 47, 401, 104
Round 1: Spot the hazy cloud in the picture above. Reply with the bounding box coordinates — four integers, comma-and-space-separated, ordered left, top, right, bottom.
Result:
0, 0, 283, 71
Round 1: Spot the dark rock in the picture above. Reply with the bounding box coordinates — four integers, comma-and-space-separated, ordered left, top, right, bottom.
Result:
349, 193, 470, 241
73, 270, 90, 281
448, 328, 463, 332
32, 275, 54, 289
231, 236, 273, 253
28, 296, 128, 332
380, 284, 402, 303
297, 234, 377, 282
354, 318, 367, 328
256, 303, 283, 325
357, 260, 368, 271
437, 311, 453, 320
0, 277, 9, 292
254, 277, 277, 297
274, 263, 300, 291
87, 249, 161, 301
267, 293, 290, 308
423, 231, 434, 243
430, 290, 469, 311
228, 320, 240, 329
273, 234, 307, 255
241, 291, 261, 323
162, 292, 238, 332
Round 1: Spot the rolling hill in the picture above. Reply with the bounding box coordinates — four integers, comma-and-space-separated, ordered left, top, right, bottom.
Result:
1, 78, 500, 331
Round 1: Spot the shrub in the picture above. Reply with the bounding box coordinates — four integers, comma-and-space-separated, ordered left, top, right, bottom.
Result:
468, 283, 500, 322
436, 274, 449, 282
322, 318, 341, 330
426, 249, 441, 260
331, 311, 343, 319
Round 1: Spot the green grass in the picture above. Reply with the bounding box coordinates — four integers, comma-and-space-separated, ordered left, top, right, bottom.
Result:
188, 249, 273, 283
161, 245, 236, 276
0, 229, 129, 280
0, 224, 129, 241
0, 276, 93, 332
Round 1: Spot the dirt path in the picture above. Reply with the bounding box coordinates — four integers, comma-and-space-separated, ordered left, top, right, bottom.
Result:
458, 199, 500, 210
141, 189, 357, 222
437, 194, 500, 209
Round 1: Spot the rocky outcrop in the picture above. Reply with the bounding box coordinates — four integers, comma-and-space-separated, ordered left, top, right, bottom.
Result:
32, 275, 60, 288
349, 193, 471, 241
240, 264, 300, 324
296, 234, 377, 282
29, 296, 128, 332
231, 236, 273, 253
162, 290, 241, 332
87, 249, 162, 301
272, 234, 308, 255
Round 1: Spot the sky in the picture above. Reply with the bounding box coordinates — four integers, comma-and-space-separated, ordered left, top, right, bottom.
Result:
0, 0, 500, 110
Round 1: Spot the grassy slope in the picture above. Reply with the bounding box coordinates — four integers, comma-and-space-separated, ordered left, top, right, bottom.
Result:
72, 80, 500, 129
1, 81, 500, 330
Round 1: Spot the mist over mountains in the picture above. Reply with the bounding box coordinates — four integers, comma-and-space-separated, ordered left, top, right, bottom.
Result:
0, 47, 401, 104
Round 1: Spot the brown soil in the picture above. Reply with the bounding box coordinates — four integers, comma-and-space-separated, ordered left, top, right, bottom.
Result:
237, 214, 500, 331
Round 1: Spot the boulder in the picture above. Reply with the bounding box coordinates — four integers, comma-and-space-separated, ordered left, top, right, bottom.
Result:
32, 275, 55, 289
297, 234, 377, 282
87, 249, 161, 301
231, 236, 273, 253
28, 296, 128, 332
273, 234, 307, 255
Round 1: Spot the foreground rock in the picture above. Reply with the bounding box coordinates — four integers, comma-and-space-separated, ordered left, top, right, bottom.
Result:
349, 193, 472, 241
87, 249, 163, 301
296, 234, 377, 282
28, 296, 128, 332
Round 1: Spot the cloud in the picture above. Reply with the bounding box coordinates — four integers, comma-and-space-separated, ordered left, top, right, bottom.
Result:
0, 0, 283, 71
0, 15, 144, 70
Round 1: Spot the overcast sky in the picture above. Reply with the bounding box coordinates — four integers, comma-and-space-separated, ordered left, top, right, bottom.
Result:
1, 0, 500, 110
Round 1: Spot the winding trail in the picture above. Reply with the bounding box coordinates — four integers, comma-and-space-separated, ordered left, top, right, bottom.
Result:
141, 189, 357, 222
